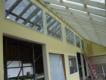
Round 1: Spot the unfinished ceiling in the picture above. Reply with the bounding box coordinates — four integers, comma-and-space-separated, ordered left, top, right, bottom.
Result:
41, 0, 106, 47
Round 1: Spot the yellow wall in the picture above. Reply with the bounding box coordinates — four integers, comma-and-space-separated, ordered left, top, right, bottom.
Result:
84, 40, 93, 56
0, 0, 82, 80
84, 40, 106, 57
91, 43, 106, 56
0, 18, 81, 80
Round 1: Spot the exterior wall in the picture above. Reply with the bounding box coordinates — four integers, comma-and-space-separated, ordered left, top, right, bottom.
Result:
0, 0, 83, 80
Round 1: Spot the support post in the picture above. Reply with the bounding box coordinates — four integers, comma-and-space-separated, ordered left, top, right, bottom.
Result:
32, 44, 37, 80
43, 11, 47, 35
61, 24, 66, 42
0, 33, 4, 80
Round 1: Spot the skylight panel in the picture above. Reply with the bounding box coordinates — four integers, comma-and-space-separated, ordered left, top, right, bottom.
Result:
66, 0, 81, 3
91, 13, 106, 19
87, 5, 106, 16
50, 3, 65, 9
91, 0, 105, 4
69, 8, 86, 13
90, 13, 106, 22
87, 5, 106, 11
62, 0, 84, 11
63, 0, 83, 6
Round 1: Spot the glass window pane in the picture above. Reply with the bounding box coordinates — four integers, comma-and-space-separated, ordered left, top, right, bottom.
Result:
12, 0, 30, 15
76, 35, 81, 48
7, 61, 21, 68
5, 0, 43, 33
30, 10, 42, 22
7, 68, 22, 78
49, 54, 65, 80
46, 14, 62, 39
23, 67, 33, 76
22, 5, 36, 19
65, 28, 75, 45
103, 64, 106, 74
32, 10, 43, 32
17, 19, 24, 24
81, 40, 84, 49
23, 63, 32, 67
69, 56, 77, 74
26, 23, 33, 28
5, 0, 17, 10
6, 14, 16, 21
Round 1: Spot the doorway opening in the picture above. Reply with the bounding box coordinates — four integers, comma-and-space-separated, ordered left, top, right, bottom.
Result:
3, 36, 44, 80
77, 53, 87, 80
77, 53, 83, 80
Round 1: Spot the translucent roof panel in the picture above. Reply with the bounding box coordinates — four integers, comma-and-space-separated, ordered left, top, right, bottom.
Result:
44, 0, 84, 11
87, 5, 106, 17
42, 0, 106, 46
91, 0, 105, 4
66, 0, 81, 3
91, 13, 106, 23
49, 3, 65, 9
63, 0, 83, 6
87, 5, 105, 11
